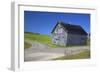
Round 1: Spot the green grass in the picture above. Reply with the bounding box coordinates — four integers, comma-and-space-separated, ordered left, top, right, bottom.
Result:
24, 32, 89, 48
53, 50, 90, 60
24, 32, 66, 48
24, 41, 32, 49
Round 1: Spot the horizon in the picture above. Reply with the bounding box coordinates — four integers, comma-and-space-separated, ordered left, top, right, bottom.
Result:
24, 11, 90, 35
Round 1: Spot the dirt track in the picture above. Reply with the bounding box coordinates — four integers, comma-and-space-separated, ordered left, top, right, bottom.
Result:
24, 41, 90, 62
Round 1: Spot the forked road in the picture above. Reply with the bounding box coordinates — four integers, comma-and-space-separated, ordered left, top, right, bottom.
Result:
24, 41, 90, 62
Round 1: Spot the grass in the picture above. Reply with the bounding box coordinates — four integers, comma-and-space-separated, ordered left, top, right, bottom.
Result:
24, 32, 89, 48
24, 41, 32, 49
53, 50, 90, 60
24, 32, 66, 48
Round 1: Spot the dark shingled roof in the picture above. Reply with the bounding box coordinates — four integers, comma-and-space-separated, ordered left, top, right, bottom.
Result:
51, 22, 88, 35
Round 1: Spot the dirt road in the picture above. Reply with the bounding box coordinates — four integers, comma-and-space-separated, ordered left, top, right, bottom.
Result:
24, 41, 90, 62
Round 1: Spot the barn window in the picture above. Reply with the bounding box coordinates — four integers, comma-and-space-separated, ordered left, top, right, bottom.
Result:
55, 38, 59, 40
58, 28, 63, 34
62, 36, 65, 38
53, 41, 56, 43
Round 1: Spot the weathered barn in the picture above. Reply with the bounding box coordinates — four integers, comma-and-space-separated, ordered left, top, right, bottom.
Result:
51, 22, 88, 46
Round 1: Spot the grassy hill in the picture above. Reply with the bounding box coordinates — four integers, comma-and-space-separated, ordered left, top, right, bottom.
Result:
24, 32, 89, 49
24, 32, 65, 48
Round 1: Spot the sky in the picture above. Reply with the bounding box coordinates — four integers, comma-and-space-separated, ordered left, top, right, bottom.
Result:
24, 11, 90, 35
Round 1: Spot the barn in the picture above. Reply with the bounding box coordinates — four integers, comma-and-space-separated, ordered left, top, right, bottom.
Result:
51, 21, 88, 46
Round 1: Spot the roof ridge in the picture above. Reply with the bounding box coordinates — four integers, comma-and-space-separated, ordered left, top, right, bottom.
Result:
51, 21, 87, 35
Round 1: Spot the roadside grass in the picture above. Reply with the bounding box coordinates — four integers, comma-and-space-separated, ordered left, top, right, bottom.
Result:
24, 41, 32, 49
53, 50, 90, 60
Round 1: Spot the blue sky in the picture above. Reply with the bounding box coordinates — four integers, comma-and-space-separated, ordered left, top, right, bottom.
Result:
24, 11, 90, 35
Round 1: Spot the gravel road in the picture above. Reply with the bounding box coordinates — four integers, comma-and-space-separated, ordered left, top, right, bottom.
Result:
24, 41, 90, 62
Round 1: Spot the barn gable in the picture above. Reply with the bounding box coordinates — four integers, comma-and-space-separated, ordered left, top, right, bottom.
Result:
51, 21, 88, 35
51, 21, 88, 46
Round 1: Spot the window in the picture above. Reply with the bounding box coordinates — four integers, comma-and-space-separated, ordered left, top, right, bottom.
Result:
58, 28, 63, 34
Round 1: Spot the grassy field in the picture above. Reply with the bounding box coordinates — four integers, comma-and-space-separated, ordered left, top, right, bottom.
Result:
53, 50, 90, 60
24, 32, 89, 48
24, 32, 66, 48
